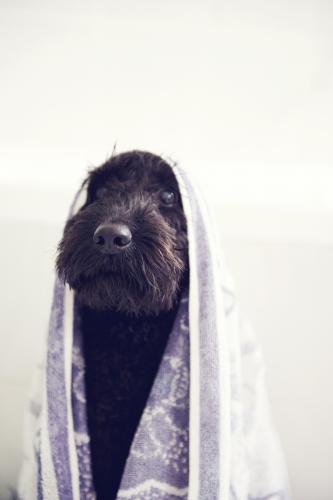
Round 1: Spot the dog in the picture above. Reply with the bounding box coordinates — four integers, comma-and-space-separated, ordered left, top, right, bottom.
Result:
56, 151, 189, 499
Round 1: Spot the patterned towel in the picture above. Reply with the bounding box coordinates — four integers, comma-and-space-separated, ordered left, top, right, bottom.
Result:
17, 159, 291, 500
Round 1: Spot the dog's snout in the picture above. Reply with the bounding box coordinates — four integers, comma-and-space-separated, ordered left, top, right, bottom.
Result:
93, 223, 132, 254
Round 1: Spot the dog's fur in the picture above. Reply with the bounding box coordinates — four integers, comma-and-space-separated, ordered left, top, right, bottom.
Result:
56, 151, 189, 499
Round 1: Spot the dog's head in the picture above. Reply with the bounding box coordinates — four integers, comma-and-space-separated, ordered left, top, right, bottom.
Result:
56, 151, 188, 316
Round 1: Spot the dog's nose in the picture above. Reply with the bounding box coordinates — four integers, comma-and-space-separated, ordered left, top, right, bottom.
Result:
93, 223, 132, 254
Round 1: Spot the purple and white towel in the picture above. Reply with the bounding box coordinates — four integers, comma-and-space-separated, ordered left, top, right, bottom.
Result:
17, 160, 291, 500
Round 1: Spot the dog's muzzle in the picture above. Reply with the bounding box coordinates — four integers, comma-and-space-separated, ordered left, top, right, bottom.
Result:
93, 223, 132, 254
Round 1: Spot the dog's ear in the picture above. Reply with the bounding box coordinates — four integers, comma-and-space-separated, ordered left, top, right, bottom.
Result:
74, 168, 102, 210
83, 163, 112, 205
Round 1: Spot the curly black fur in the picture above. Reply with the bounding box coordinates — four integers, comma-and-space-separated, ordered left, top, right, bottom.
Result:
56, 151, 189, 499
57, 150, 188, 316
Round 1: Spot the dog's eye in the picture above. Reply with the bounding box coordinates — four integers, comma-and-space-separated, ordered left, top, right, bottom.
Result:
95, 187, 109, 199
160, 190, 176, 206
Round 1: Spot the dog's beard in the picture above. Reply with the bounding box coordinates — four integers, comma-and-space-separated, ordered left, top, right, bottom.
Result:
56, 203, 188, 316
72, 267, 183, 316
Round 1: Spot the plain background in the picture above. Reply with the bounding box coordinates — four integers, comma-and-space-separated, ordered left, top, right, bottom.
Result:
1, 1, 333, 499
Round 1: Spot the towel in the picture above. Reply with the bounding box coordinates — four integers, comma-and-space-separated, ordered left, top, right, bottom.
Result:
17, 159, 291, 500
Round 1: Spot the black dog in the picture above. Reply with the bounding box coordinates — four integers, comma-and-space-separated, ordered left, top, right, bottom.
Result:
56, 151, 189, 499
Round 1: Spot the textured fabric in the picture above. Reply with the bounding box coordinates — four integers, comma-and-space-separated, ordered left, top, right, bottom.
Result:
17, 160, 291, 500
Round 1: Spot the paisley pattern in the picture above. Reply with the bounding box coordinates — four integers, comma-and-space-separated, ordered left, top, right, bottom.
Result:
117, 291, 189, 499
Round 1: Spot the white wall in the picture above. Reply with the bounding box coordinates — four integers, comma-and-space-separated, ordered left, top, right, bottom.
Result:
1, 1, 333, 499
1, 0, 333, 196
